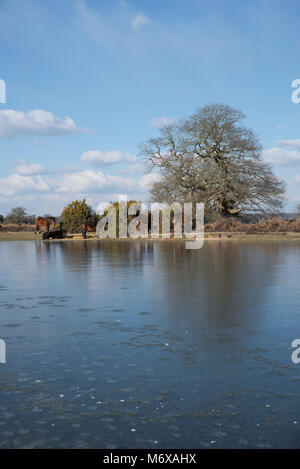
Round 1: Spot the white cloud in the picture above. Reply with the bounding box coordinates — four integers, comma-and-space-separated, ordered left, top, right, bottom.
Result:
0, 161, 159, 214
138, 172, 162, 191
130, 12, 152, 32
0, 109, 86, 138
150, 116, 175, 128
0, 169, 136, 197
81, 150, 137, 165
117, 163, 144, 175
262, 148, 300, 165
0, 174, 52, 196
276, 139, 300, 151
56, 170, 135, 193
262, 139, 300, 165
14, 161, 46, 175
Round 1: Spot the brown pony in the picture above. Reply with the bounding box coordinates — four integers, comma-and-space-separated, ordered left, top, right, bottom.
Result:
35, 216, 56, 234
81, 221, 97, 239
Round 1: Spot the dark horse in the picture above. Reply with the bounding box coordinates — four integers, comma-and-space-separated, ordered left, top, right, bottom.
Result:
43, 228, 67, 240
35, 216, 56, 234
81, 221, 98, 239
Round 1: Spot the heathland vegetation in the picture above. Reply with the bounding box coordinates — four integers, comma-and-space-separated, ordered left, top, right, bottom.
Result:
1, 201, 300, 237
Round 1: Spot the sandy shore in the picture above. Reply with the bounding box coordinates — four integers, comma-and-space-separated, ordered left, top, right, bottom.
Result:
1, 231, 300, 242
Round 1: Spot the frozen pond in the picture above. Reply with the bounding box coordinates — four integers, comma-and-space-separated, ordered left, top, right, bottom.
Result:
0, 239, 300, 448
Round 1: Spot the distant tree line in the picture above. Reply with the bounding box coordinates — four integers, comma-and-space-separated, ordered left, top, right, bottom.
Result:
0, 207, 33, 224
0, 207, 58, 225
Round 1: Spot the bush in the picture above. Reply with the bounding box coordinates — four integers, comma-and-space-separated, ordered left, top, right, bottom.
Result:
60, 199, 96, 233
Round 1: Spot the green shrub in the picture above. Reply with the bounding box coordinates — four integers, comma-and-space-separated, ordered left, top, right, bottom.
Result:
60, 199, 96, 233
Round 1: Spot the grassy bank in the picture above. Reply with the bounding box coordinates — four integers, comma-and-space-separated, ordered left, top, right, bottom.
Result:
1, 231, 300, 242
0, 232, 96, 241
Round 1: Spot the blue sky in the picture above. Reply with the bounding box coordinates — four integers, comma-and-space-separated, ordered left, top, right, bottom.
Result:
0, 0, 300, 215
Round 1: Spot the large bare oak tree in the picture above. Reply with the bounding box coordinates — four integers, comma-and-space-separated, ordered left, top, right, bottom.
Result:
141, 104, 286, 218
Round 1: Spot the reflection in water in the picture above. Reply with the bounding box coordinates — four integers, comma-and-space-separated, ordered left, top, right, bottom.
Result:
0, 240, 300, 448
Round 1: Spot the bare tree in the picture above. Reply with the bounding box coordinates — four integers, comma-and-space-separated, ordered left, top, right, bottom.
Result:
141, 104, 286, 217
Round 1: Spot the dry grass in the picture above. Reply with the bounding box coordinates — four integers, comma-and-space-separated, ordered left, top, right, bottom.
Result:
0, 232, 40, 241
204, 217, 300, 233
0, 231, 98, 242
0, 223, 35, 232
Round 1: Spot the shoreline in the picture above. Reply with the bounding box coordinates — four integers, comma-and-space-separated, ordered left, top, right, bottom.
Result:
1, 231, 300, 242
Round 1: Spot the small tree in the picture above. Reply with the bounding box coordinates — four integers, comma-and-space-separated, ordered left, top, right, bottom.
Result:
60, 199, 95, 232
0, 214, 4, 223
5, 206, 27, 224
